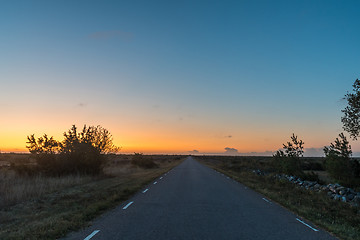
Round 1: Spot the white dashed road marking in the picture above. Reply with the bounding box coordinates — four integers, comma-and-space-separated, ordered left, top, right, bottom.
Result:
123, 201, 134, 210
153, 181, 157, 185
84, 230, 100, 240
262, 198, 271, 203
296, 218, 319, 232
142, 189, 149, 193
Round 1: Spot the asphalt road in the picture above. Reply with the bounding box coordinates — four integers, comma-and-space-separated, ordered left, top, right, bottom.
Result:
65, 157, 337, 240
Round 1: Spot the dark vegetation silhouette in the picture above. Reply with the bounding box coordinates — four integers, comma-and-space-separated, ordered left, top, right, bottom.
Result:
131, 153, 158, 168
342, 79, 360, 140
272, 134, 319, 181
22, 125, 119, 176
324, 133, 360, 187
272, 133, 304, 175
318, 78, 360, 187
270, 78, 360, 187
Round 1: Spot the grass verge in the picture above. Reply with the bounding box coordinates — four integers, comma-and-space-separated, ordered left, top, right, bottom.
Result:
0, 156, 184, 240
196, 156, 360, 240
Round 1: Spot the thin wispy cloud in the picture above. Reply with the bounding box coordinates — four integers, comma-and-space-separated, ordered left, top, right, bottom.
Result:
89, 30, 134, 41
214, 134, 233, 139
78, 103, 87, 107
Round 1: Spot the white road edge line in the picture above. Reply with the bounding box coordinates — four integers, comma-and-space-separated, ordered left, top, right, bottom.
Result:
262, 197, 271, 203
296, 218, 319, 232
122, 201, 134, 210
142, 188, 149, 193
84, 230, 100, 240
160, 177, 163, 179
153, 181, 157, 184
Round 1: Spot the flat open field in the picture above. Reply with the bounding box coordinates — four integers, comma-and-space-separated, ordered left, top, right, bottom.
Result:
0, 153, 184, 239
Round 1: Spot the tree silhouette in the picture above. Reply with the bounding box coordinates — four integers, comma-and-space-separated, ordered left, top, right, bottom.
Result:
323, 133, 358, 185
26, 125, 120, 176
342, 79, 360, 140
273, 133, 304, 175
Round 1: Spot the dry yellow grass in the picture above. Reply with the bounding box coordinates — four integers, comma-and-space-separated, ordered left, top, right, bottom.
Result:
0, 170, 94, 208
0, 154, 184, 240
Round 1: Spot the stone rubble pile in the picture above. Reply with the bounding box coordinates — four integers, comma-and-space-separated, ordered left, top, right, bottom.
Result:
252, 169, 360, 207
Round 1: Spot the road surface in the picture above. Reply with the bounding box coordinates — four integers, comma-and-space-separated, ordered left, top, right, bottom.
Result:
65, 157, 337, 240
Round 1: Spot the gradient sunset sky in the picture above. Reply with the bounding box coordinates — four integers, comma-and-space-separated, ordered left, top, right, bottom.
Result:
1, 0, 360, 155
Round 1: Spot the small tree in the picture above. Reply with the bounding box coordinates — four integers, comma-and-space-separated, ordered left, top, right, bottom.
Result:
273, 134, 304, 175
62, 125, 120, 154
341, 79, 360, 140
323, 133, 358, 185
25, 125, 120, 176
26, 134, 59, 174
26, 134, 59, 154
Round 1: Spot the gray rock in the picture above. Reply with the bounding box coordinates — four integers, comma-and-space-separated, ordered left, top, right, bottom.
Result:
257, 169, 360, 207
347, 194, 355, 201
339, 188, 347, 195
334, 195, 341, 201
329, 185, 337, 194
308, 182, 316, 187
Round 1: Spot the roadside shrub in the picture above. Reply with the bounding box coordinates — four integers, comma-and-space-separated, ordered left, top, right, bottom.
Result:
59, 142, 103, 175
272, 134, 304, 176
25, 125, 119, 176
324, 133, 359, 187
131, 153, 158, 169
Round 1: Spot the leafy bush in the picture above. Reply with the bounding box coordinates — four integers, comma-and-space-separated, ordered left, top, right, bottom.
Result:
272, 134, 304, 175
131, 153, 158, 169
60, 142, 103, 175
25, 125, 119, 176
341, 78, 360, 140
324, 133, 359, 186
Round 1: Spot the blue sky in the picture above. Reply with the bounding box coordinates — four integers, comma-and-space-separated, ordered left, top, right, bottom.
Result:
1, 0, 360, 155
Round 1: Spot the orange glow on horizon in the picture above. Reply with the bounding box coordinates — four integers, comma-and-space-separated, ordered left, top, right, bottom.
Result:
1, 118, 359, 155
